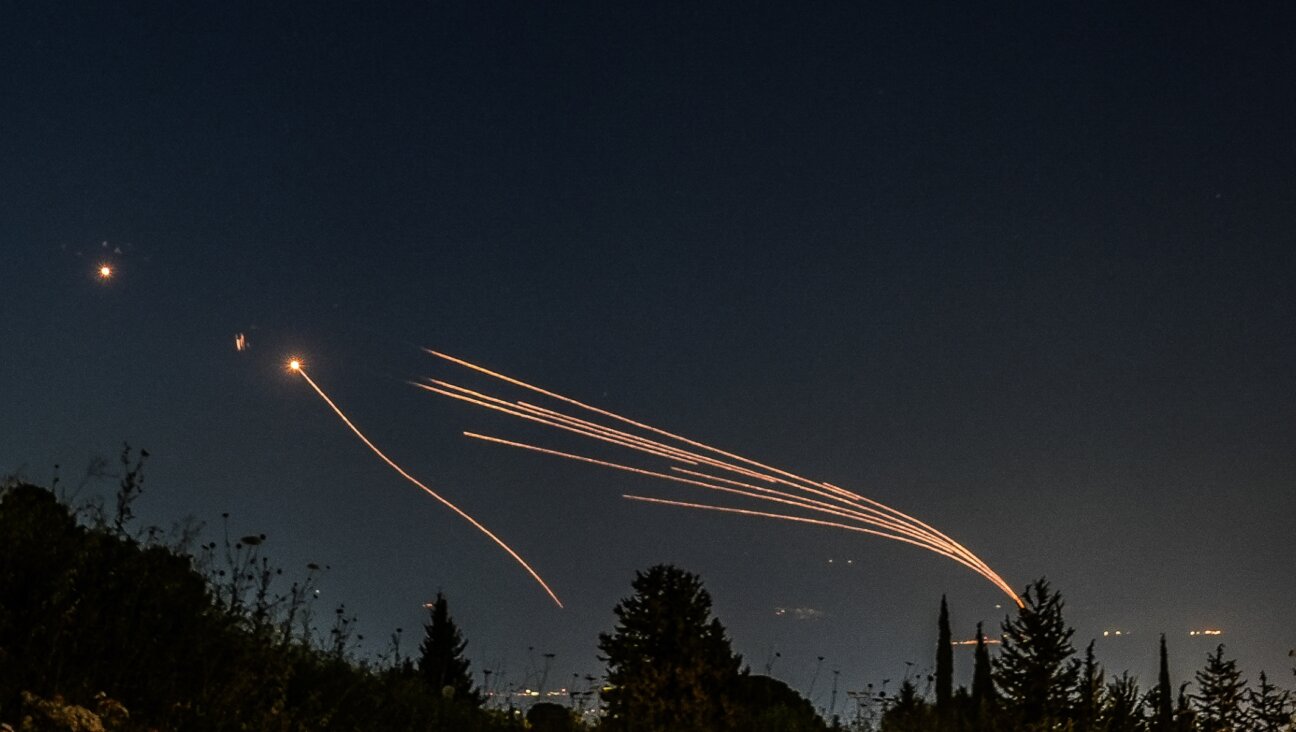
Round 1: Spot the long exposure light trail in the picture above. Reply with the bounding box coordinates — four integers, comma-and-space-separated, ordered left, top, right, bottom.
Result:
622, 494, 978, 565
421, 351, 1022, 607
463, 431, 962, 554
423, 351, 1003, 580
290, 361, 563, 608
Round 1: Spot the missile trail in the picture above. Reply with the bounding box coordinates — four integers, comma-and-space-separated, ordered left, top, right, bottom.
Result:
421, 351, 1022, 607
465, 432, 972, 562
430, 370, 995, 583
290, 362, 563, 608
424, 350, 1005, 582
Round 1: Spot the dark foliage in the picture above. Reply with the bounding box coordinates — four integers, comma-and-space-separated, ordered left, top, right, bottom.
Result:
994, 578, 1079, 729
1150, 634, 1174, 732
418, 591, 482, 706
729, 674, 829, 732
0, 477, 513, 731
971, 621, 997, 729
598, 564, 743, 732
1193, 645, 1246, 732
1246, 671, 1293, 732
935, 596, 953, 725
882, 679, 934, 732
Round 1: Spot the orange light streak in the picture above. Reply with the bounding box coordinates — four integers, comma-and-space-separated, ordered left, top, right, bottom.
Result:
414, 381, 698, 465
668, 467, 959, 554
623, 494, 987, 565
423, 350, 1022, 607
462, 433, 1002, 583
510, 388, 984, 583
424, 350, 1003, 584
513, 399, 994, 577
292, 365, 562, 608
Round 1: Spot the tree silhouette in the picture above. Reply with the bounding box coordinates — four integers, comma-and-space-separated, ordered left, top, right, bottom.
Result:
1076, 640, 1103, 732
971, 621, 997, 729
936, 595, 953, 725
993, 578, 1078, 728
1100, 672, 1143, 732
1193, 644, 1246, 732
1245, 670, 1292, 732
1149, 634, 1174, 732
417, 591, 481, 706
598, 564, 742, 732
882, 678, 933, 732
1174, 683, 1198, 732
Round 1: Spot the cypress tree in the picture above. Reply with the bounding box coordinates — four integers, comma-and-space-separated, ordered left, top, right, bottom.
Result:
971, 621, 995, 727
936, 595, 953, 723
1150, 634, 1173, 732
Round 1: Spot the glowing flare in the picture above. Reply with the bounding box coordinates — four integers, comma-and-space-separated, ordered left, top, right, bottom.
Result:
292, 364, 562, 608
97, 264, 113, 279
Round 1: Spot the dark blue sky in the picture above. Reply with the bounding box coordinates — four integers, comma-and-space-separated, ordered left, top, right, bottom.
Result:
3, 1, 1294, 711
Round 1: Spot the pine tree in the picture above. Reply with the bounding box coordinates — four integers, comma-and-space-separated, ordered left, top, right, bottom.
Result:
417, 591, 480, 705
1148, 634, 1174, 732
1193, 645, 1246, 732
994, 578, 1079, 729
598, 565, 743, 732
936, 595, 954, 724
1245, 671, 1293, 732
971, 621, 997, 729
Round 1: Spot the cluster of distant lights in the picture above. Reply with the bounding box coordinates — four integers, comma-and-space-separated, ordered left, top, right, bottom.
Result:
1100, 629, 1223, 638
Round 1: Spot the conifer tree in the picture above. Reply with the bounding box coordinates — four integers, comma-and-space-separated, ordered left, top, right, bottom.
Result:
1100, 672, 1143, 732
994, 578, 1078, 728
598, 565, 742, 732
1076, 640, 1103, 732
936, 595, 954, 724
971, 621, 997, 729
1245, 670, 1293, 732
1193, 644, 1246, 732
1174, 683, 1198, 732
417, 591, 481, 705
1149, 634, 1174, 732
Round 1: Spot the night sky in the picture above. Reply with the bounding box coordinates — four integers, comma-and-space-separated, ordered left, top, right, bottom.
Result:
3, 2, 1294, 711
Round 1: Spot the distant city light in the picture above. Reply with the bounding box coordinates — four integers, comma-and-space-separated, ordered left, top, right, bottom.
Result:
952, 638, 1001, 646
1103, 630, 1128, 637
774, 606, 826, 621
1189, 629, 1223, 636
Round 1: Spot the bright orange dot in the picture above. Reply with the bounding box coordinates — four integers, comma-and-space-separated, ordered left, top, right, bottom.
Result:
98, 265, 113, 279
288, 360, 301, 371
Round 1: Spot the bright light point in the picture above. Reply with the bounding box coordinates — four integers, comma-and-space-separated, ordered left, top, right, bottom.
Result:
97, 264, 112, 279
288, 359, 301, 371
